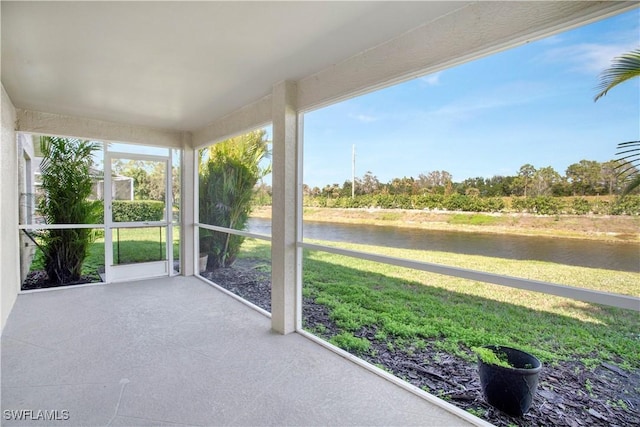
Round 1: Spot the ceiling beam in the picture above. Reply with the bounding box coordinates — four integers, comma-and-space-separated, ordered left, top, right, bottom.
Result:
192, 95, 272, 148
16, 109, 184, 148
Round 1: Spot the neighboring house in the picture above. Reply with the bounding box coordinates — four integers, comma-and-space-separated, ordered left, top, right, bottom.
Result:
33, 164, 134, 206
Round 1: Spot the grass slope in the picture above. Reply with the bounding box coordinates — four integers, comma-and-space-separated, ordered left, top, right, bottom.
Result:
240, 238, 639, 369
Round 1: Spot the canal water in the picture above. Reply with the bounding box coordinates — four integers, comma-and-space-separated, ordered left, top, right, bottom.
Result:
247, 217, 639, 273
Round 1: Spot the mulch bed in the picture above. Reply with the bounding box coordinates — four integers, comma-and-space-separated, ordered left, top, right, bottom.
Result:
204, 259, 640, 427
21, 271, 99, 290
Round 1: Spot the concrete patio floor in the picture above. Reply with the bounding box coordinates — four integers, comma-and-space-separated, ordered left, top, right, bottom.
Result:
1, 276, 480, 426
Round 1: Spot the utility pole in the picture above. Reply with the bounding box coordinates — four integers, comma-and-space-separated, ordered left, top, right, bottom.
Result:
352, 144, 356, 199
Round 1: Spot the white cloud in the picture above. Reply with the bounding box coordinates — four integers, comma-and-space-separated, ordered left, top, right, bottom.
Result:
537, 17, 638, 74
419, 71, 442, 86
539, 42, 637, 74
349, 113, 377, 123
412, 81, 552, 122
538, 34, 564, 46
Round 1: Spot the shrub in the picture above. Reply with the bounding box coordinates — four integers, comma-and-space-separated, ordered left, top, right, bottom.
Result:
373, 194, 396, 209
484, 197, 506, 212
591, 200, 611, 215
571, 198, 591, 215
414, 194, 445, 210
443, 194, 470, 211
301, 193, 639, 215
611, 195, 640, 215
511, 197, 563, 214
511, 197, 530, 213
530, 196, 563, 215
111, 200, 164, 222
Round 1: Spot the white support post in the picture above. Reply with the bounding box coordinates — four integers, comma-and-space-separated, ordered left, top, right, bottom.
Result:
271, 81, 299, 335
165, 153, 173, 275
103, 152, 113, 282
181, 132, 195, 276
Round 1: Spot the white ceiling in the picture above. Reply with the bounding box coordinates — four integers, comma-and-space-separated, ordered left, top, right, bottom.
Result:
1, 1, 470, 132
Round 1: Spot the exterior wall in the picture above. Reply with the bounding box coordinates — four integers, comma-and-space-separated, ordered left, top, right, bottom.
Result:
1, 84, 20, 331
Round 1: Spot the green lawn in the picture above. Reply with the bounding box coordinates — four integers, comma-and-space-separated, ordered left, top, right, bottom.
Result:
112, 227, 179, 265
29, 226, 180, 279
239, 238, 639, 369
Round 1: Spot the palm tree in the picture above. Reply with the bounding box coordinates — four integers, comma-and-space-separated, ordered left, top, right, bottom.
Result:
37, 137, 101, 284
594, 48, 640, 196
199, 130, 271, 269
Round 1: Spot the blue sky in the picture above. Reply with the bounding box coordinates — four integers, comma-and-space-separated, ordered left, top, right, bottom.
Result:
301, 9, 640, 189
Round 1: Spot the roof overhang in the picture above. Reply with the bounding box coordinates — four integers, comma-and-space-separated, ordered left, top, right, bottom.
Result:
2, 1, 637, 147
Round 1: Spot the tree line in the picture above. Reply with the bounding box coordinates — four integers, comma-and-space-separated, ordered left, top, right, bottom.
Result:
250, 159, 640, 215
304, 159, 637, 199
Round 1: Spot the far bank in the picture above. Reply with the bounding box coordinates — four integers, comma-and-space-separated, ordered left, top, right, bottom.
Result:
250, 206, 640, 243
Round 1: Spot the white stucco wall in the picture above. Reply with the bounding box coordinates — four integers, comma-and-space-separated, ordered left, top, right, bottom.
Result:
1, 84, 20, 331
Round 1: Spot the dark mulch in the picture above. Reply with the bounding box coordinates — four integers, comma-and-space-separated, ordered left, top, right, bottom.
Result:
206, 260, 640, 427
21, 270, 99, 290
204, 259, 272, 311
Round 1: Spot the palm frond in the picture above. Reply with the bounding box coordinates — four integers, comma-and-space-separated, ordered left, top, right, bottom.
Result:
594, 48, 640, 102
620, 174, 640, 197
614, 140, 640, 197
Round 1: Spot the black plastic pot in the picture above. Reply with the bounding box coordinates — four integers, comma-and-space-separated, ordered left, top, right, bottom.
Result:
477, 345, 542, 417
